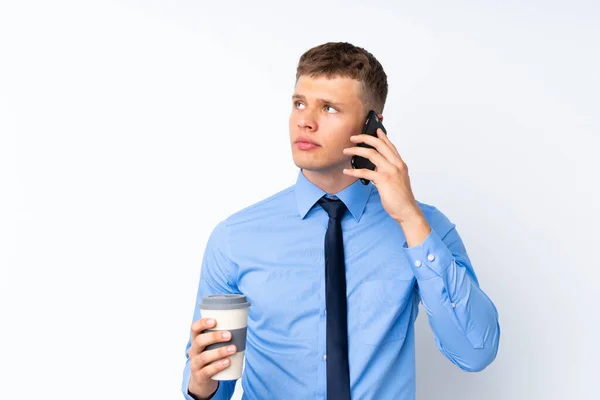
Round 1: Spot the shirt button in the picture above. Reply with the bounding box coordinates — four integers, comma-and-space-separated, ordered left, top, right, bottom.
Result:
414, 260, 422, 268
323, 354, 327, 361
451, 303, 456, 308
427, 254, 435, 261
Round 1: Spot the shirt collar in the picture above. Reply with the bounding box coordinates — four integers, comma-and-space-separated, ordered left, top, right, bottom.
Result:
294, 169, 373, 222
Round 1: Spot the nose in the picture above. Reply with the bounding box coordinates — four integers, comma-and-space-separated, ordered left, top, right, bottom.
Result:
297, 110, 317, 132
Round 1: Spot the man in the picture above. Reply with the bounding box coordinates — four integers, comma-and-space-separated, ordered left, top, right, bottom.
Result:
182, 42, 500, 400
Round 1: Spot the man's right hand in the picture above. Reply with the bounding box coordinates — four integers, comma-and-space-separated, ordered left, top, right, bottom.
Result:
187, 318, 238, 399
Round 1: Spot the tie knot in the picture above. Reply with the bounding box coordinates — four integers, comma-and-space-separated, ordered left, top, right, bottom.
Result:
318, 197, 347, 220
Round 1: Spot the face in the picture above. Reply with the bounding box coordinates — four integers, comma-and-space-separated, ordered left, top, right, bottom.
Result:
289, 75, 367, 174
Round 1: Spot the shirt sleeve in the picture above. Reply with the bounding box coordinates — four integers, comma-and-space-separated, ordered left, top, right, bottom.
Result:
181, 220, 239, 399
402, 205, 501, 372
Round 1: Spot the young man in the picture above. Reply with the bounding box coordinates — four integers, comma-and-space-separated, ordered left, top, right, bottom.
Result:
182, 42, 500, 400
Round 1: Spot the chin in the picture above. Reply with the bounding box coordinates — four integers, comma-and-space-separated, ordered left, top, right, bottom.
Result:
293, 158, 345, 173
293, 159, 322, 172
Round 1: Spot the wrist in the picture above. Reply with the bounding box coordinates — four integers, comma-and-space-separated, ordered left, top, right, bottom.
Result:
188, 379, 219, 400
395, 204, 425, 227
396, 213, 431, 248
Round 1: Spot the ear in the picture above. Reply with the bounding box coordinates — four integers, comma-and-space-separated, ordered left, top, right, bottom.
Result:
377, 113, 384, 122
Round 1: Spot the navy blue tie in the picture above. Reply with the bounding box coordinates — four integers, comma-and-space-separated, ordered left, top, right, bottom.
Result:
318, 196, 351, 400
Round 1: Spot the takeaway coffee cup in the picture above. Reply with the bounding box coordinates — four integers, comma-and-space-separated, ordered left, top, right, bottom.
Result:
199, 294, 251, 380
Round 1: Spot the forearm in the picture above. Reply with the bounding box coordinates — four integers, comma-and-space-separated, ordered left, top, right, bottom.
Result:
414, 259, 500, 371
401, 225, 500, 371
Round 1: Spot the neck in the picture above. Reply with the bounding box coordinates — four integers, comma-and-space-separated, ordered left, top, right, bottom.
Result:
301, 168, 359, 194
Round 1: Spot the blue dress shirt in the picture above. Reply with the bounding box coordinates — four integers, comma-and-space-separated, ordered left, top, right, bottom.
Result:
182, 169, 500, 400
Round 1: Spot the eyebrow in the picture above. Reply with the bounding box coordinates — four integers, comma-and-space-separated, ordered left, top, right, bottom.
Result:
292, 93, 345, 107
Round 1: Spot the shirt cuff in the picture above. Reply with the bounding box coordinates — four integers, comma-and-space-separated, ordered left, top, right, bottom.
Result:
402, 229, 454, 280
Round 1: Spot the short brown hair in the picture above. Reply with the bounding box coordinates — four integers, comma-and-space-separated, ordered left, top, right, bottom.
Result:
295, 42, 388, 114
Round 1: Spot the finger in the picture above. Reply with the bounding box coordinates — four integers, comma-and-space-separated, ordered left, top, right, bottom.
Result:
191, 342, 237, 373
191, 318, 216, 337
376, 128, 402, 159
191, 330, 232, 358
342, 167, 380, 182
189, 320, 226, 358
374, 128, 406, 168
350, 132, 402, 167
343, 146, 393, 170
189, 319, 215, 357
199, 356, 232, 381
197, 330, 232, 349
200, 344, 238, 368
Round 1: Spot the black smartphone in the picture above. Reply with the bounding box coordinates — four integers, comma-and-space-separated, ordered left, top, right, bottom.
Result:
350, 110, 387, 185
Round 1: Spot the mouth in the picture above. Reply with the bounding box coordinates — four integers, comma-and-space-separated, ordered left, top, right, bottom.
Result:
296, 142, 319, 150
295, 141, 320, 150
295, 137, 320, 150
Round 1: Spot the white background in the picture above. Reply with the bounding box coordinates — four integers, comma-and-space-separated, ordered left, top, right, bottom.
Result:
1, 1, 599, 399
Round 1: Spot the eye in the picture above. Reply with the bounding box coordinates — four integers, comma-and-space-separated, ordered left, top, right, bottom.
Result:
324, 105, 338, 113
294, 101, 305, 109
